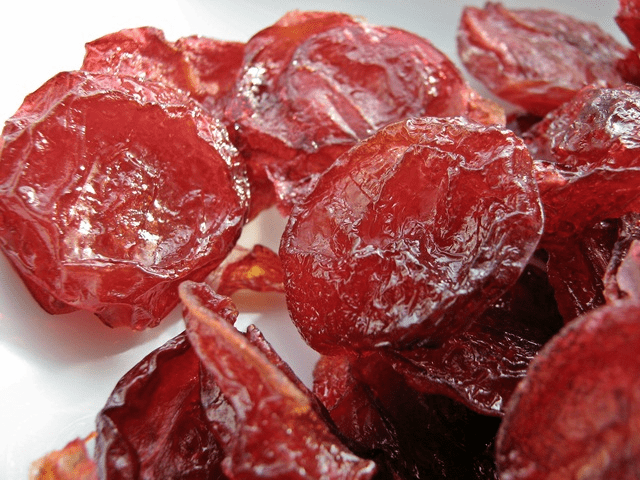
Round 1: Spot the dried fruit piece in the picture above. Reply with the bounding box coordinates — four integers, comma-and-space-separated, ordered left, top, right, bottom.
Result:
458, 3, 633, 116
206, 244, 284, 296
361, 259, 562, 417
180, 281, 377, 479
616, 0, 640, 49
315, 354, 500, 478
496, 301, 640, 479
227, 10, 504, 212
526, 84, 640, 243
82, 27, 244, 119
280, 117, 543, 354
0, 71, 249, 328
95, 332, 226, 479
604, 213, 640, 302
29, 435, 98, 480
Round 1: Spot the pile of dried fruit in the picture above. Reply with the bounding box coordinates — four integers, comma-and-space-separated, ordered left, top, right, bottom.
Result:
4, 2, 639, 479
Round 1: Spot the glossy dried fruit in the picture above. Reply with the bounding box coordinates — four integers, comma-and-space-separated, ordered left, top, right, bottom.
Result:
603, 213, 640, 303
95, 332, 226, 479
227, 10, 504, 212
180, 281, 377, 480
496, 301, 640, 479
280, 116, 543, 354
315, 354, 500, 479
360, 259, 562, 417
206, 244, 284, 296
0, 71, 249, 328
458, 3, 633, 116
526, 84, 640, 243
82, 27, 244, 119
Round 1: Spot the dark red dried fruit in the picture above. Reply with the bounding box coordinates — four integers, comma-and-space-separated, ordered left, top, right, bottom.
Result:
526, 84, 640, 243
458, 3, 633, 116
226, 10, 504, 212
496, 301, 640, 479
280, 116, 543, 354
616, 0, 640, 49
314, 354, 500, 479
0, 71, 248, 328
603, 213, 640, 303
179, 281, 377, 480
206, 244, 284, 296
95, 332, 226, 479
360, 259, 562, 417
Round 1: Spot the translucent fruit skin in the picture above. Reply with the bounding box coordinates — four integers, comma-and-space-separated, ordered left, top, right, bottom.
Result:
280, 117, 543, 354
458, 3, 632, 116
226, 10, 504, 213
496, 301, 640, 480
0, 71, 249, 329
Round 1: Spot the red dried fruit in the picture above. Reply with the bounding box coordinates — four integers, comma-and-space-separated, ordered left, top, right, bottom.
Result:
280, 116, 543, 354
458, 3, 633, 116
603, 213, 640, 303
0, 71, 249, 328
616, 0, 640, 49
496, 301, 640, 479
29, 435, 98, 480
82, 27, 244, 119
179, 281, 377, 480
525, 84, 640, 243
226, 10, 505, 212
206, 244, 284, 296
360, 259, 562, 417
95, 332, 226, 479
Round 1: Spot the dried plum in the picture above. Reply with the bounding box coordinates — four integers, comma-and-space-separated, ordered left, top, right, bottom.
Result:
0, 71, 249, 328
180, 281, 377, 480
280, 116, 543, 354
226, 10, 504, 212
496, 301, 640, 479
458, 2, 633, 116
95, 332, 226, 479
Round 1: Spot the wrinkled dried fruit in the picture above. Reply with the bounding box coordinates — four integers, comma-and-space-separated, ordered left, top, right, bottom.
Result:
280, 116, 543, 354
82, 27, 244, 119
359, 259, 562, 417
95, 332, 226, 479
458, 3, 633, 116
180, 281, 377, 479
227, 10, 504, 212
314, 354, 500, 479
0, 71, 248, 328
496, 301, 640, 479
526, 84, 640, 243
604, 213, 640, 302
206, 244, 284, 296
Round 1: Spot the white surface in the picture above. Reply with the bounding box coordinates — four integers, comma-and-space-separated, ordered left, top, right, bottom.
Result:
0, 1, 624, 478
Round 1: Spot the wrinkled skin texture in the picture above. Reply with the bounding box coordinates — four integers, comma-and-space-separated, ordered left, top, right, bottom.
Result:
206, 244, 284, 296
82, 27, 244, 119
227, 10, 504, 212
604, 214, 640, 302
95, 332, 227, 480
180, 281, 377, 480
0, 71, 248, 329
496, 301, 640, 479
361, 259, 563, 417
616, 0, 640, 50
314, 355, 500, 479
280, 117, 543, 354
29, 436, 98, 480
526, 84, 640, 243
457, 3, 633, 116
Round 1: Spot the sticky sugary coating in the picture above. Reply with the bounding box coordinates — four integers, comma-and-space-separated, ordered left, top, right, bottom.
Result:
280, 116, 543, 354
0, 71, 249, 328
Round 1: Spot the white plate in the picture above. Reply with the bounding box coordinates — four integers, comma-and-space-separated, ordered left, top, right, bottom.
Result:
0, 1, 625, 478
